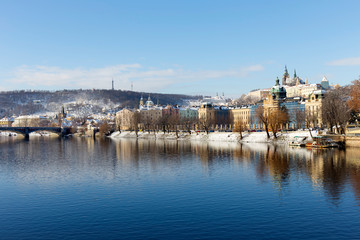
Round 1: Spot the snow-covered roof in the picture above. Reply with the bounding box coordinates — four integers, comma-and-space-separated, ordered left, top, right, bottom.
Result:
0, 117, 14, 121
313, 90, 326, 95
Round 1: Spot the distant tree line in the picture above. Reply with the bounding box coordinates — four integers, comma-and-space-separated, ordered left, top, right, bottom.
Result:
0, 89, 198, 118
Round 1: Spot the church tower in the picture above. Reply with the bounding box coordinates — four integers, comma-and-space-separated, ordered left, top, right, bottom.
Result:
145, 94, 154, 108
139, 95, 144, 107
60, 105, 66, 119
270, 77, 287, 100
282, 65, 289, 85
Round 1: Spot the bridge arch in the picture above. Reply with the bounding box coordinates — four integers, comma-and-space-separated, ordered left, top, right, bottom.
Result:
0, 129, 27, 136
0, 127, 71, 139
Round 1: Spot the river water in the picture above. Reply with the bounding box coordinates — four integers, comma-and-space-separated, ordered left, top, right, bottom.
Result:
0, 137, 360, 239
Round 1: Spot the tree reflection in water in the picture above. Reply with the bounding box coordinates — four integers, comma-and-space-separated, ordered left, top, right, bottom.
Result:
1, 137, 360, 205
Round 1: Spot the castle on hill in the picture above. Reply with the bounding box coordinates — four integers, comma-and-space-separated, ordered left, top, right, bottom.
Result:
248, 66, 331, 100
281, 65, 307, 86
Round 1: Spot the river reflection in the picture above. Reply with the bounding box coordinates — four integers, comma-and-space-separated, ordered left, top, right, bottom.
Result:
121, 139, 360, 205
1, 137, 360, 205
1, 137, 360, 239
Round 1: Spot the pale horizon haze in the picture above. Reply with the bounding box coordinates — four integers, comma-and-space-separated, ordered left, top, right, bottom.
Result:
1, 0, 360, 97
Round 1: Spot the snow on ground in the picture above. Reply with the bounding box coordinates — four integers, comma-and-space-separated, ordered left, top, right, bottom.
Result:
0, 132, 57, 137
0, 132, 18, 136
110, 130, 318, 143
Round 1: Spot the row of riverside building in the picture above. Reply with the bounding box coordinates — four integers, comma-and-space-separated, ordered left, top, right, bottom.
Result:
116, 67, 329, 132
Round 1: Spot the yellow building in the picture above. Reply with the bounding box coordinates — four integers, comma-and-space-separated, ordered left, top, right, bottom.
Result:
198, 103, 216, 124
0, 117, 14, 127
229, 108, 250, 128
12, 116, 50, 127
140, 108, 162, 127
305, 90, 324, 128
116, 109, 135, 130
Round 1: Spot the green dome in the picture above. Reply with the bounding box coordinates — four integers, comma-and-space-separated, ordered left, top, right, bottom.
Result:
270, 77, 286, 99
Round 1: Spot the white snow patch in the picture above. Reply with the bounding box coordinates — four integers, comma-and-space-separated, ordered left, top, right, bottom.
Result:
110, 130, 318, 143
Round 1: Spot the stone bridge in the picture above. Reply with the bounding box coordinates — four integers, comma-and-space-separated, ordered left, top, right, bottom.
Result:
0, 127, 72, 139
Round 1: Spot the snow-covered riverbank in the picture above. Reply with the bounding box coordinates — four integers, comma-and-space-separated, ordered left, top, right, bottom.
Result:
110, 130, 317, 143
0, 132, 58, 137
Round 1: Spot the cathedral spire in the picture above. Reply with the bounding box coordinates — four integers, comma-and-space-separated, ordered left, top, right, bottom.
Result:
282, 65, 289, 85
294, 69, 297, 78
140, 94, 144, 107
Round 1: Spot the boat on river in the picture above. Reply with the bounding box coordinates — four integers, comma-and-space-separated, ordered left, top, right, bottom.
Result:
305, 136, 338, 148
289, 136, 307, 147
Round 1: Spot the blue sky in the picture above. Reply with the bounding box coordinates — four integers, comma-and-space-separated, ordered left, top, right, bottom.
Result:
1, 0, 360, 97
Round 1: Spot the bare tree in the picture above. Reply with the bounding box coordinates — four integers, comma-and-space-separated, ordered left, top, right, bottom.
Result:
268, 108, 288, 139
305, 111, 317, 138
115, 115, 122, 132
99, 120, 112, 137
181, 116, 196, 134
199, 116, 214, 134
168, 114, 180, 138
131, 111, 141, 137
142, 115, 153, 133
233, 118, 247, 140
347, 78, 360, 112
255, 106, 270, 139
294, 108, 305, 130
322, 87, 351, 134
347, 78, 360, 124
158, 114, 170, 134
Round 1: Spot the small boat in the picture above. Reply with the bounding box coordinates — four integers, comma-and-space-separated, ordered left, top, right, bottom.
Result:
306, 136, 338, 149
289, 136, 307, 147
289, 141, 306, 147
